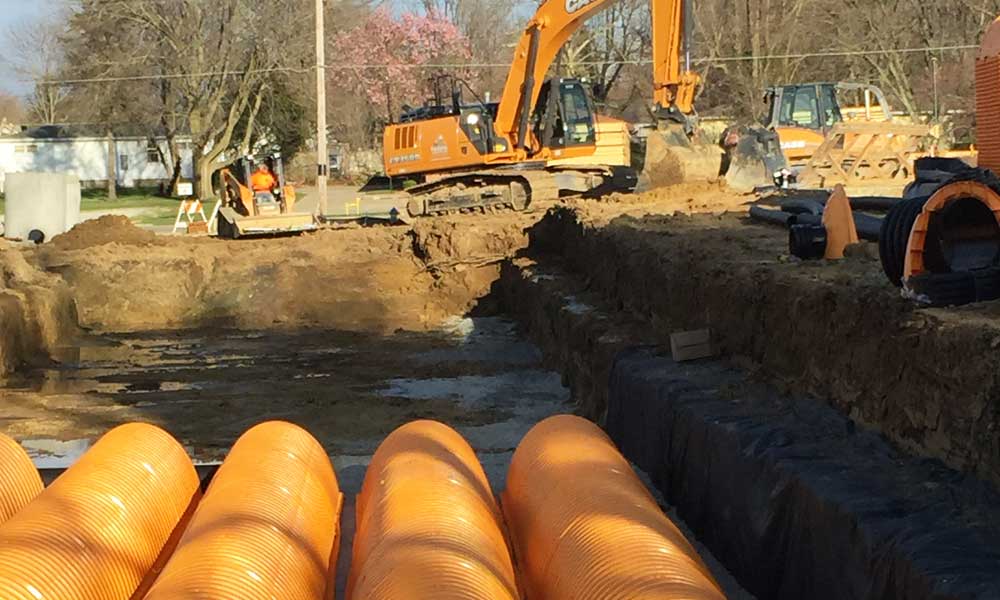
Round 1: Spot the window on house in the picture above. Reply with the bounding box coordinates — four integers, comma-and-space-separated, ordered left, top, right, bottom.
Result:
14, 144, 38, 154
119, 154, 129, 172
146, 141, 161, 163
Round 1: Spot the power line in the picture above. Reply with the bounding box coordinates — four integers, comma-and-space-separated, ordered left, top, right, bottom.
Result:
20, 43, 980, 87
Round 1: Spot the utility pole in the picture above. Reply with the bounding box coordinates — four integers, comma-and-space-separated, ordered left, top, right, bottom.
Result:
932, 56, 940, 122
315, 0, 329, 217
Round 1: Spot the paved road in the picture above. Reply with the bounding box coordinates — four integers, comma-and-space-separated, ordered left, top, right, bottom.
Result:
295, 185, 363, 216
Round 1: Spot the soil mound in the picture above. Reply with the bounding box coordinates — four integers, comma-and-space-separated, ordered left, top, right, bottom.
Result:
51, 215, 157, 250
0, 249, 78, 376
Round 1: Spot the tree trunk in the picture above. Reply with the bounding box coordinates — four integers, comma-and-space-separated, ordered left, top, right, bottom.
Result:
196, 155, 216, 201
106, 130, 118, 201
166, 135, 182, 195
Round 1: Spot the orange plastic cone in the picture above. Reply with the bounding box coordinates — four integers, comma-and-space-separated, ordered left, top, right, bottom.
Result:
0, 433, 43, 525
347, 420, 519, 600
823, 184, 860, 259
142, 421, 343, 600
503, 415, 727, 600
0, 423, 200, 600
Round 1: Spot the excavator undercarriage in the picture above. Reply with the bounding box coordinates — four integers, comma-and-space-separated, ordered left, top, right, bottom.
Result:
379, 164, 635, 220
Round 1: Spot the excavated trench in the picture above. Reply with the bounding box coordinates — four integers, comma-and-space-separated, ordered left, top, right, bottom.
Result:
2, 196, 1000, 598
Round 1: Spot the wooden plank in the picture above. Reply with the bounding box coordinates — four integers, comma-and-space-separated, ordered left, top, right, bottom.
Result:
670, 329, 718, 362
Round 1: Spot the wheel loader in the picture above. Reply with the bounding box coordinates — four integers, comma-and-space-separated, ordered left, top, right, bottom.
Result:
366, 0, 786, 220
215, 154, 318, 239
765, 82, 933, 190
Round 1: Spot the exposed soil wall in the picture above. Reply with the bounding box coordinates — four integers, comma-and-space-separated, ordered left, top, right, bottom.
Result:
497, 255, 1000, 600
0, 245, 78, 377
30, 215, 531, 333
519, 205, 1000, 488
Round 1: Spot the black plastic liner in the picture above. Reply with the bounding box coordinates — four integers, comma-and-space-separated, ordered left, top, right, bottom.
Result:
750, 207, 882, 242
607, 349, 1000, 600
749, 205, 796, 227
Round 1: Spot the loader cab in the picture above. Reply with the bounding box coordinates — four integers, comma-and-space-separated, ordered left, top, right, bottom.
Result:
765, 82, 893, 165
533, 78, 597, 151
765, 83, 844, 165
222, 154, 295, 218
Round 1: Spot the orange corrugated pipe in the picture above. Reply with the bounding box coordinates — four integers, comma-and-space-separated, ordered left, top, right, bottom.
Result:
0, 433, 43, 524
503, 415, 727, 600
143, 421, 343, 600
0, 423, 200, 600
347, 420, 519, 600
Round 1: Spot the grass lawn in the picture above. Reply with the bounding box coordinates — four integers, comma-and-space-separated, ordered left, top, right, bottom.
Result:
0, 188, 204, 228
79, 188, 187, 227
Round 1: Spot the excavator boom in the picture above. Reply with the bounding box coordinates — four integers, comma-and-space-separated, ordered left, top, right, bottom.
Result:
652, 0, 699, 116
497, 0, 700, 152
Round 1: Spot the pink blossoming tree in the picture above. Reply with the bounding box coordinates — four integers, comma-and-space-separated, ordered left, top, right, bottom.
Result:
333, 9, 473, 124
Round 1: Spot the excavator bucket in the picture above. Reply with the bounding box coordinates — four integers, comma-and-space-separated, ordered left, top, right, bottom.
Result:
639, 124, 723, 190
639, 123, 788, 193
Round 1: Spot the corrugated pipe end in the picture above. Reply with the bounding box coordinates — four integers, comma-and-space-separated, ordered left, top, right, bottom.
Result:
143, 421, 343, 600
0, 433, 43, 525
348, 420, 519, 600
0, 422, 200, 600
502, 415, 727, 600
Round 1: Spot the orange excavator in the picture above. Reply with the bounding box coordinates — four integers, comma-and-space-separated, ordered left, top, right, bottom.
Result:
377, 0, 786, 219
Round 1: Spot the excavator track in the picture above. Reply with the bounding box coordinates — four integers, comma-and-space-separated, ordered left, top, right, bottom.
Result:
401, 166, 635, 219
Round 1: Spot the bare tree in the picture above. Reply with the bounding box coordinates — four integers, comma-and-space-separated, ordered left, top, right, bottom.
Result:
0, 92, 25, 124
6, 15, 69, 124
63, 0, 314, 199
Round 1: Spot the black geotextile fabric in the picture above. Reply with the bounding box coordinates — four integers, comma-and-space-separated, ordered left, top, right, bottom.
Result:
606, 349, 1000, 600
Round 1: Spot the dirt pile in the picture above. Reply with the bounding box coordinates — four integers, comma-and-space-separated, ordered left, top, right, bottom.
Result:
594, 181, 752, 213
50, 215, 158, 250
0, 248, 78, 376
514, 200, 1000, 487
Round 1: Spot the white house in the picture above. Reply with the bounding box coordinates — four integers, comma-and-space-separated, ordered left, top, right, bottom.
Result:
0, 129, 195, 193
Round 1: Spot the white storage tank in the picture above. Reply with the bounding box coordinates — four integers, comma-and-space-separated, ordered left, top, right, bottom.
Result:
4, 172, 81, 243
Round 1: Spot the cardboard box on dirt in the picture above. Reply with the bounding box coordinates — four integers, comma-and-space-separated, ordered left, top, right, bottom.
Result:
4, 172, 81, 242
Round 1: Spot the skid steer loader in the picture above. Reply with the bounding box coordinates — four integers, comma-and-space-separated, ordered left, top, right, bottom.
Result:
215, 154, 318, 239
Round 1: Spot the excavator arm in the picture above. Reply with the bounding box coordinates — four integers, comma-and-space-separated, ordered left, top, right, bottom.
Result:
495, 0, 699, 154
651, 0, 700, 118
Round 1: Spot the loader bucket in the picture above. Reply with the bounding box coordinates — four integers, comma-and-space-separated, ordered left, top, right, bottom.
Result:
217, 207, 318, 239
722, 125, 789, 192
638, 124, 723, 191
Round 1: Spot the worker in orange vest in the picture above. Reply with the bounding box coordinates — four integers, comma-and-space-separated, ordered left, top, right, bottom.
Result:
250, 164, 277, 194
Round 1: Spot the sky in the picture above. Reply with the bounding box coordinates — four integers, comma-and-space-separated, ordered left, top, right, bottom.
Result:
0, 0, 59, 95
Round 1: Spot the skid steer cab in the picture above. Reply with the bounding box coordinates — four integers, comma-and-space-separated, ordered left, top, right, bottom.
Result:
215, 154, 318, 239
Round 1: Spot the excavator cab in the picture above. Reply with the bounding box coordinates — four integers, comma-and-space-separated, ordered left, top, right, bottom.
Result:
533, 79, 598, 151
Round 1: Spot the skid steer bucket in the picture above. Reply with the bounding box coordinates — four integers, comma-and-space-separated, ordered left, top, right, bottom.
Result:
214, 155, 319, 239
217, 207, 317, 239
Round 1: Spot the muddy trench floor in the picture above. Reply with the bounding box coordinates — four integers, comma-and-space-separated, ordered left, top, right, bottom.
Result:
2, 317, 568, 463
